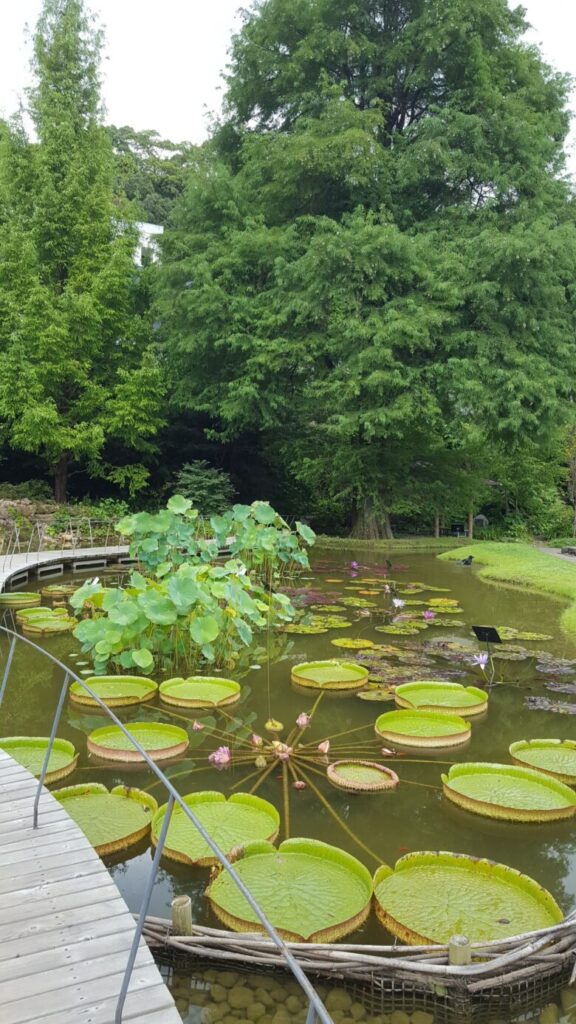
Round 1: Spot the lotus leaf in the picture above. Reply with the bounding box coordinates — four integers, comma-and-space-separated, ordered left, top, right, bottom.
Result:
331, 638, 374, 650
0, 736, 78, 783
375, 625, 420, 635
373, 851, 563, 945
497, 627, 553, 641
151, 791, 280, 866
282, 624, 328, 635
291, 661, 369, 691
159, 676, 241, 709
69, 675, 158, 708
0, 592, 41, 608
88, 722, 189, 763
53, 783, 158, 855
375, 710, 471, 748
510, 739, 576, 785
327, 760, 399, 792
395, 681, 488, 717
442, 763, 576, 821
207, 838, 373, 941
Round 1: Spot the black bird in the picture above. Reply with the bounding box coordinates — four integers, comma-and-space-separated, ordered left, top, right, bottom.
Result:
459, 555, 474, 566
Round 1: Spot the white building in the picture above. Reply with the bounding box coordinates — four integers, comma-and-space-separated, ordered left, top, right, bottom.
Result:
134, 222, 164, 266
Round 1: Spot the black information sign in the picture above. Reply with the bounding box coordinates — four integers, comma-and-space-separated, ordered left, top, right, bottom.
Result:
472, 626, 502, 645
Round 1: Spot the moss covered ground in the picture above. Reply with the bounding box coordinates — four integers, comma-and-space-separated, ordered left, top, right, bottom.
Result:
439, 542, 576, 634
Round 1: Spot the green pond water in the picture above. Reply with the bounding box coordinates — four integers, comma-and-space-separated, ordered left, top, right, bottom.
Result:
2, 547, 576, 1019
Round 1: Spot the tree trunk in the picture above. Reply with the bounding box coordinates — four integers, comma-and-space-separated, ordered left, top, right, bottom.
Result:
351, 496, 394, 540
467, 505, 474, 540
434, 513, 440, 539
53, 455, 69, 504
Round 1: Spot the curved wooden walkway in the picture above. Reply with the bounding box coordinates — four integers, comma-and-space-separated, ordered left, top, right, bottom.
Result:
0, 545, 131, 591
0, 749, 181, 1024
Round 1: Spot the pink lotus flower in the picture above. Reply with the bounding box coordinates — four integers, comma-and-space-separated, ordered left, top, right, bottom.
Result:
296, 712, 311, 729
317, 740, 330, 755
192, 720, 204, 731
251, 733, 263, 747
422, 610, 436, 620
208, 745, 231, 768
292, 780, 306, 790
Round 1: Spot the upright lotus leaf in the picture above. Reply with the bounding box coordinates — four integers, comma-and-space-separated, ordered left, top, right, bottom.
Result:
373, 852, 563, 945
152, 791, 280, 866
291, 661, 369, 691
327, 761, 399, 793
53, 783, 158, 855
0, 592, 41, 608
510, 739, 576, 785
395, 681, 488, 717
0, 736, 78, 784
87, 722, 189, 763
207, 838, 373, 941
159, 676, 241, 708
375, 710, 471, 748
69, 675, 158, 708
442, 763, 576, 822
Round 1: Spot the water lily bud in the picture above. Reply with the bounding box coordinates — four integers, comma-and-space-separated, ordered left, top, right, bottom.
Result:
296, 712, 310, 729
255, 755, 267, 770
265, 718, 284, 733
250, 733, 263, 747
317, 740, 330, 754
292, 780, 306, 790
192, 720, 204, 731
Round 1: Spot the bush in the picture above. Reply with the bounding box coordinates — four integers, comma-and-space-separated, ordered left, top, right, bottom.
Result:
0, 480, 53, 501
173, 461, 235, 517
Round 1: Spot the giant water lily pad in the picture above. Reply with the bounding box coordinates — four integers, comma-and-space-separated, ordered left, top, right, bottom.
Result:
510, 739, 576, 785
327, 760, 399, 793
41, 583, 78, 599
151, 792, 280, 866
395, 681, 488, 717
207, 838, 373, 941
331, 637, 374, 650
442, 763, 576, 822
373, 852, 563, 945
16, 606, 69, 622
0, 592, 41, 608
87, 722, 189, 763
291, 661, 369, 691
69, 675, 158, 708
21, 612, 76, 635
53, 783, 157, 855
159, 676, 241, 709
0, 736, 78, 784
375, 710, 471, 748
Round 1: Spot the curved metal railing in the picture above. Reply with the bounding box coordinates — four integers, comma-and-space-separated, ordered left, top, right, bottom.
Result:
0, 517, 127, 572
0, 625, 332, 1024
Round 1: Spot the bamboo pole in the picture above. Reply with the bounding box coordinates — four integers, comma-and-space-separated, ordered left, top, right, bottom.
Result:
171, 895, 193, 936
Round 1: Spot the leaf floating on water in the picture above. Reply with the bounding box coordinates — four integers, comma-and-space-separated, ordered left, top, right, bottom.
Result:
525, 696, 576, 715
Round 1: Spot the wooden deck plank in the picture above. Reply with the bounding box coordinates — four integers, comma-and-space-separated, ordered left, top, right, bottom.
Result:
0, 752, 180, 1024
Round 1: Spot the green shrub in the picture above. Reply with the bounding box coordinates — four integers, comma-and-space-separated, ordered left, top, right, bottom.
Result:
0, 480, 53, 501
173, 461, 235, 517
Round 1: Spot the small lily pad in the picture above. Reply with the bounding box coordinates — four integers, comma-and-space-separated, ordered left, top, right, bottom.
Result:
373, 851, 563, 944
87, 722, 189, 763
395, 681, 488, 717
331, 637, 374, 650
291, 660, 369, 691
375, 625, 420, 635
497, 627, 553, 641
327, 760, 399, 793
375, 710, 471, 748
159, 676, 241, 709
53, 783, 157, 855
0, 736, 78, 784
442, 763, 576, 822
69, 675, 158, 708
207, 838, 373, 941
282, 624, 328, 634
510, 739, 576, 785
151, 791, 280, 866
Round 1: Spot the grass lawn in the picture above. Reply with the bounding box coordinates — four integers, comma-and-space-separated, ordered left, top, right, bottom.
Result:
316, 536, 469, 553
440, 542, 576, 634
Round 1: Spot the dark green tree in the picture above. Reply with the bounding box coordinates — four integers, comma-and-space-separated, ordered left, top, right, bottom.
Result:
108, 125, 196, 226
0, 0, 164, 501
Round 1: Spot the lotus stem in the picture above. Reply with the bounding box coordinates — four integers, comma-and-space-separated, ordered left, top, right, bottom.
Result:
282, 762, 290, 840
296, 764, 383, 866
298, 722, 374, 749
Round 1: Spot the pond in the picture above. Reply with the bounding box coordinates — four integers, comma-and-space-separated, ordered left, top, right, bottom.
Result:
1, 546, 576, 1019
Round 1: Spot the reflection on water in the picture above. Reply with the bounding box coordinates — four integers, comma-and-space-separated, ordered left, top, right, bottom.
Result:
2, 548, 576, 951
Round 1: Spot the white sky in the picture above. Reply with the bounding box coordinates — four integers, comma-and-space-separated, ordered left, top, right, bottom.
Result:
0, 0, 574, 166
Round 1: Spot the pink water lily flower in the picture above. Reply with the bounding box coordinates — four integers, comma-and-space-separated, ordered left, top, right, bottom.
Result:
422, 610, 436, 620
191, 720, 204, 731
472, 652, 489, 669
296, 712, 311, 729
274, 742, 292, 761
250, 733, 263, 747
292, 780, 306, 790
208, 745, 231, 768
317, 740, 330, 755
351, 561, 359, 569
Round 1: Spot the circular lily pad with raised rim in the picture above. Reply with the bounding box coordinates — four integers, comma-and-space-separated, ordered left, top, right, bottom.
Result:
0, 592, 41, 608
69, 675, 158, 708
442, 762, 576, 822
87, 722, 189, 763
375, 709, 471, 748
16, 606, 69, 623
291, 661, 369, 691
151, 791, 280, 866
395, 681, 488, 717
41, 583, 78, 599
327, 760, 399, 793
20, 614, 76, 635
510, 739, 576, 785
373, 851, 563, 945
0, 736, 78, 784
207, 838, 373, 942
53, 783, 158, 855
159, 676, 240, 709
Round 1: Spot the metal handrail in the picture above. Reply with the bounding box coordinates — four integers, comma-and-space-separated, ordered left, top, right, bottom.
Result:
0, 625, 332, 1024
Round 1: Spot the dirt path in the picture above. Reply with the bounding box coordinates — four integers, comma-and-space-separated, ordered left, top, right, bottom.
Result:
535, 544, 576, 563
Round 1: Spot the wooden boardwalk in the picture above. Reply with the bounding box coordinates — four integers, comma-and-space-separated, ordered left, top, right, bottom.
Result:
0, 545, 130, 591
0, 749, 181, 1024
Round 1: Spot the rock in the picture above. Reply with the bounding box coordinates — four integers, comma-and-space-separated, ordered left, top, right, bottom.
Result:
255, 987, 275, 1007
228, 986, 254, 1009
390, 1013, 411, 1024
246, 1002, 267, 1021
326, 989, 353, 1013
561, 547, 576, 556
411, 1013, 434, 1024
270, 986, 288, 1003
285, 996, 302, 1014
561, 989, 576, 1013
539, 1005, 560, 1024
218, 972, 240, 988
201, 1007, 227, 1024
350, 1003, 366, 1021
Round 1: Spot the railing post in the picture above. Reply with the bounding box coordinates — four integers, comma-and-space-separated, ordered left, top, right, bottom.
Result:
115, 793, 175, 1024
33, 671, 71, 828
0, 635, 17, 707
